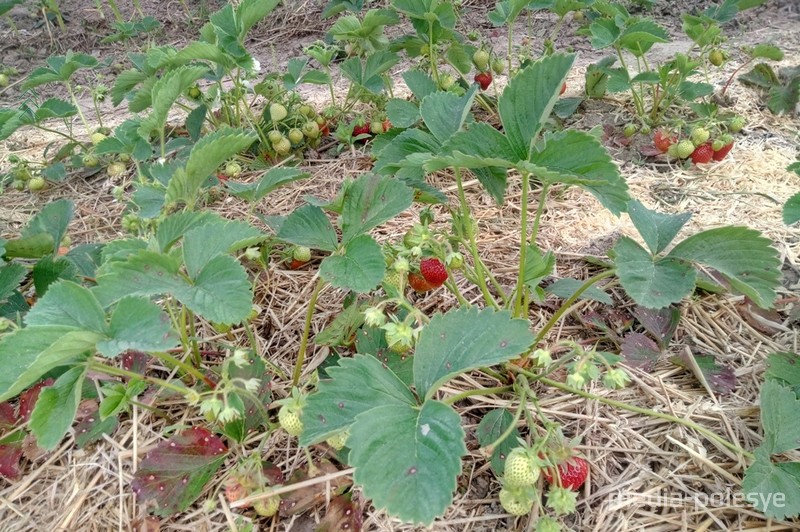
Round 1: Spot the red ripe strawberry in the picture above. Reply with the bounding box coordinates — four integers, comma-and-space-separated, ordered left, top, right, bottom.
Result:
560, 82, 567, 95
419, 257, 447, 288
474, 72, 493, 90
690, 142, 714, 164
352, 123, 371, 137
289, 258, 308, 270
543, 457, 589, 490
653, 130, 675, 153
712, 141, 733, 161
408, 272, 434, 292
216, 173, 228, 182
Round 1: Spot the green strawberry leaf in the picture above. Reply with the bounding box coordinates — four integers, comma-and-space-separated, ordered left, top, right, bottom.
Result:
348, 400, 466, 525
765, 352, 800, 396
319, 235, 385, 293
32, 255, 79, 297
498, 53, 575, 160
413, 307, 535, 400
419, 86, 477, 145
667, 226, 780, 310
155, 211, 218, 253
0, 263, 28, 303
138, 65, 209, 138
627, 200, 692, 255
386, 98, 420, 128
29, 365, 87, 450
341, 174, 414, 244
94, 250, 252, 324
277, 205, 338, 252
402, 70, 437, 100
24, 280, 106, 333
476, 408, 521, 475
742, 447, 800, 521
96, 297, 179, 358
21, 198, 73, 254
546, 278, 613, 305
0, 327, 100, 403
182, 219, 265, 278
760, 379, 800, 454
783, 191, 800, 225
131, 427, 227, 517
528, 130, 629, 215
614, 237, 696, 309
223, 167, 310, 202
300, 354, 417, 446
220, 354, 272, 443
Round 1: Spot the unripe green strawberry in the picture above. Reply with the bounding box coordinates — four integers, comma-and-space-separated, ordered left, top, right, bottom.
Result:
27, 177, 46, 191
473, 49, 490, 71
623, 123, 637, 137
712, 139, 725, 151
12, 179, 25, 191
384, 270, 402, 293
118, 153, 131, 163
253, 495, 280, 517
83, 154, 99, 167
639, 124, 651, 135
667, 144, 679, 158
288, 128, 304, 144
299, 104, 315, 117
504, 448, 539, 487
278, 405, 303, 437
302, 120, 320, 139
107, 161, 127, 177
187, 86, 202, 99
729, 115, 745, 133
326, 431, 349, 450
675, 139, 695, 159
467, 30, 480, 41
492, 58, 505, 75
269, 103, 288, 122
273, 137, 291, 155
91, 132, 107, 145
292, 245, 311, 262
709, 49, 724, 67
499, 487, 532, 516
439, 73, 455, 90
0, 73, 8, 87
690, 127, 710, 146
267, 130, 283, 144
224, 161, 242, 177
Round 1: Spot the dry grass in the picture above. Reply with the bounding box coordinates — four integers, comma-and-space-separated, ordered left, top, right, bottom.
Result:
1, 3, 799, 531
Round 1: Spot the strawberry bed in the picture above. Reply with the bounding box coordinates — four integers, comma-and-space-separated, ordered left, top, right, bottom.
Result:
0, 0, 799, 530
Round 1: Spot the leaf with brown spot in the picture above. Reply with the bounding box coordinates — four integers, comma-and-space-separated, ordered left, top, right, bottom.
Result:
121, 350, 150, 376
316, 494, 362, 532
131, 427, 227, 517
74, 402, 119, 448
279, 459, 350, 517
620, 333, 660, 371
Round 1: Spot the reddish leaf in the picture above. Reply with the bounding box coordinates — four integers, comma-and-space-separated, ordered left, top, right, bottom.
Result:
74, 402, 119, 448
317, 495, 363, 532
18, 379, 54, 422
673, 352, 737, 395
131, 427, 227, 517
620, 333, 660, 371
0, 445, 23, 480
122, 351, 150, 376
632, 305, 680, 349
0, 402, 18, 428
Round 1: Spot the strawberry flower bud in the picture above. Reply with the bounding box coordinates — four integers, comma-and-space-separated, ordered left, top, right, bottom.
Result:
603, 368, 631, 389
532, 349, 552, 366
567, 372, 586, 389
